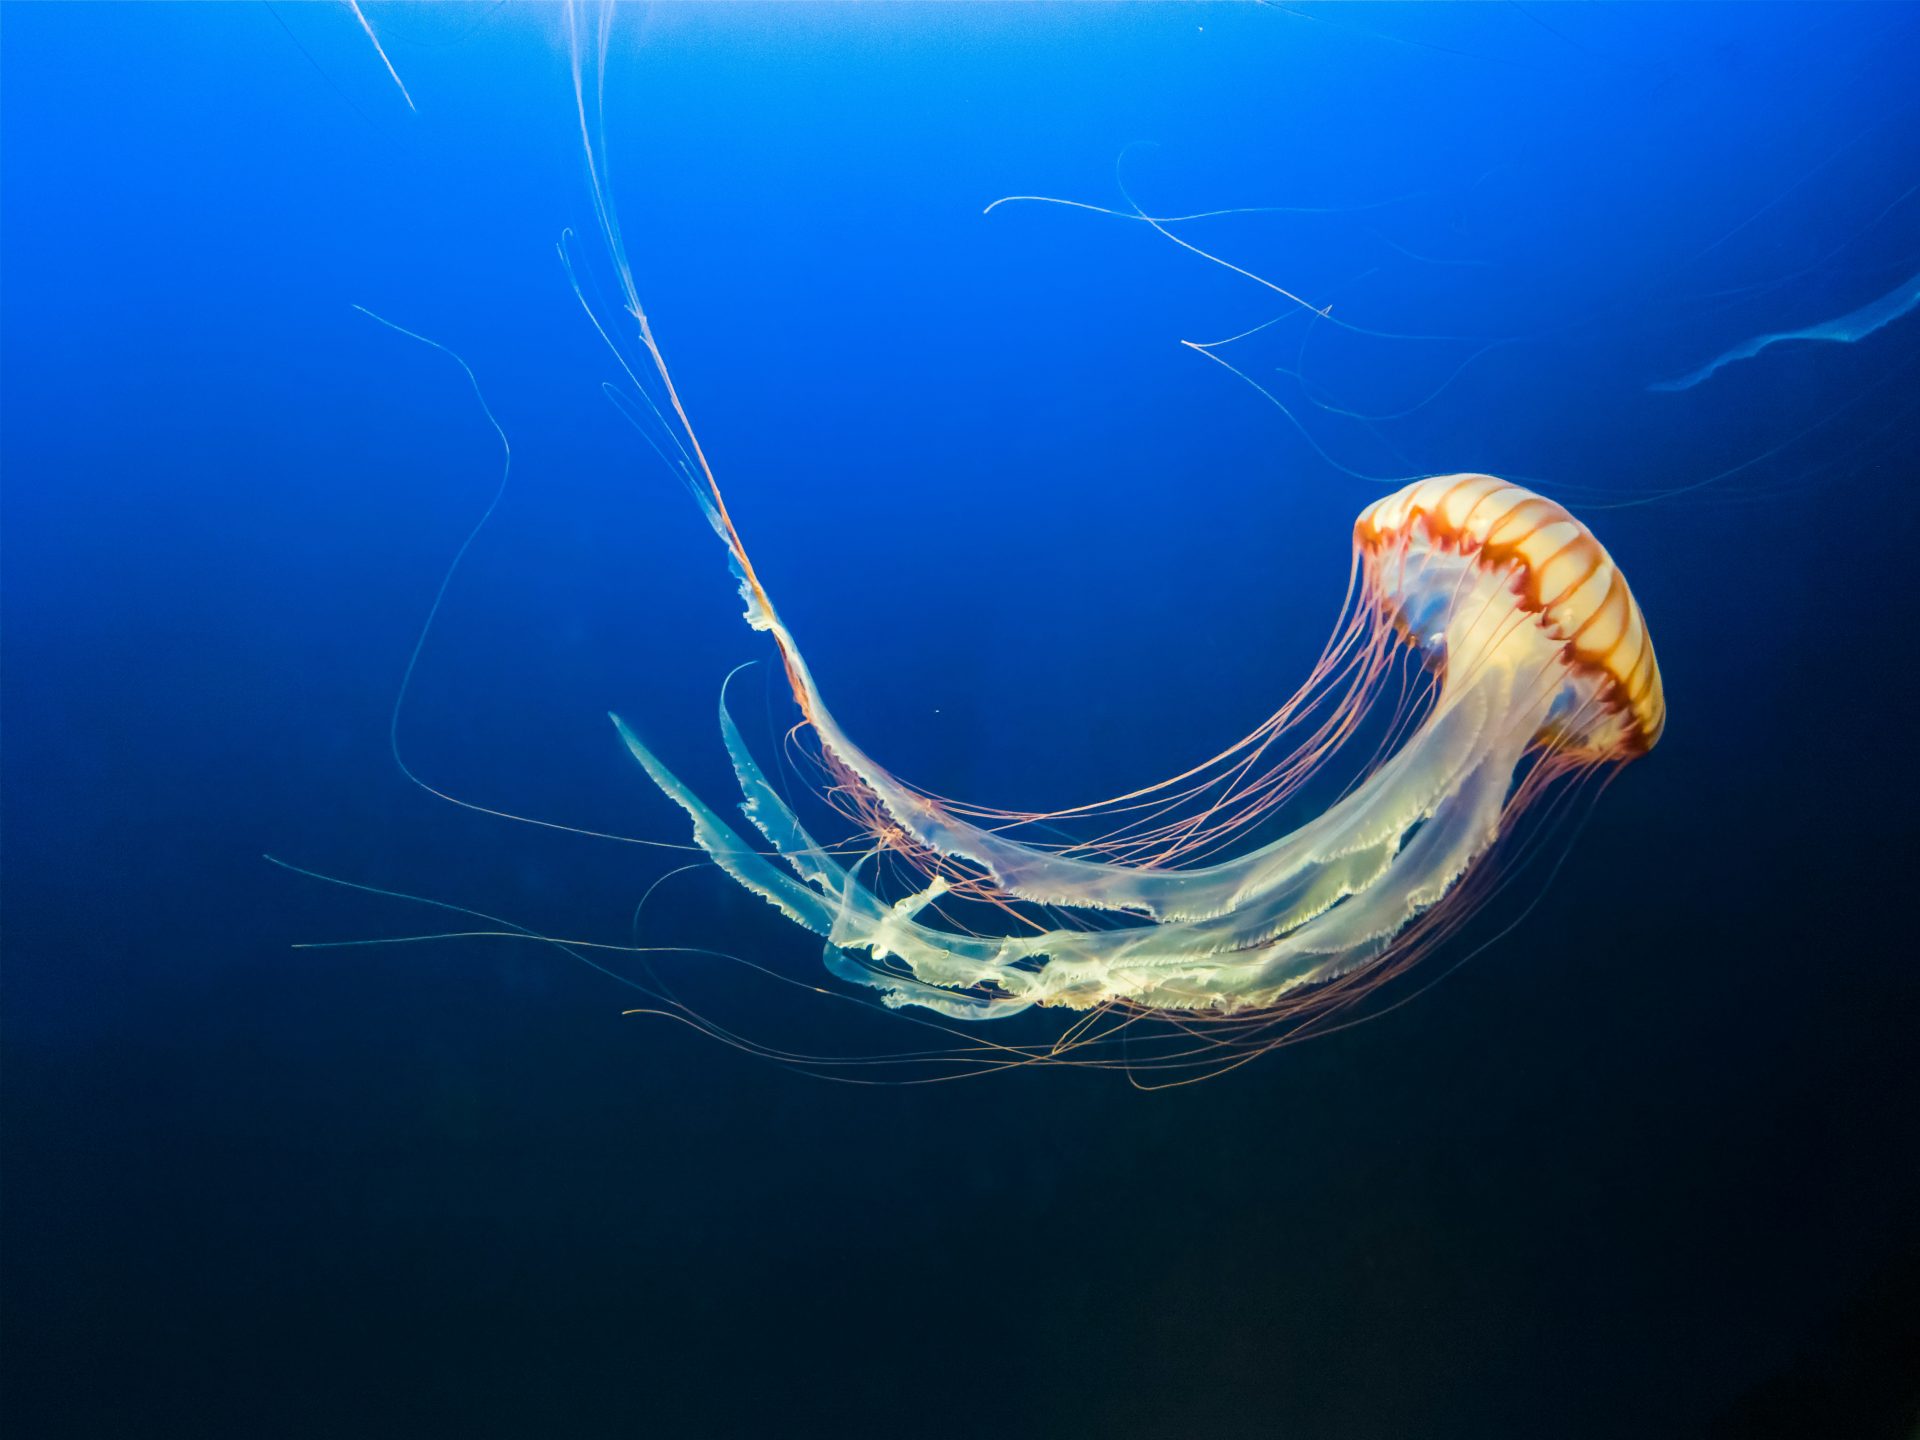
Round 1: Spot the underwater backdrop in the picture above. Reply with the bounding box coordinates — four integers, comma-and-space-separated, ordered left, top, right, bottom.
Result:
5, 3, 1918, 1435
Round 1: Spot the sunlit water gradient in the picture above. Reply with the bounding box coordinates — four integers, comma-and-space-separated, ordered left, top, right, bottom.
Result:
6, 4, 1918, 1435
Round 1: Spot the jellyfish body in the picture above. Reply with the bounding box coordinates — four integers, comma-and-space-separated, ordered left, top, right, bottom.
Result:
619, 472, 1663, 1024
538, 3, 1664, 1043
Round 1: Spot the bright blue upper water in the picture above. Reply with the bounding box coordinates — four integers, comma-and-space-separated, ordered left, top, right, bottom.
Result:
6, 5, 1918, 1436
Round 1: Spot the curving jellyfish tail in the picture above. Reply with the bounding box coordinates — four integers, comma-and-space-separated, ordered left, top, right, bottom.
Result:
1650, 268, 1920, 392
625, 473, 1663, 1023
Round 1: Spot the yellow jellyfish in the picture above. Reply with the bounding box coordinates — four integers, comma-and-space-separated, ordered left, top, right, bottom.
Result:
617, 471, 1663, 1033
543, 5, 1662, 1070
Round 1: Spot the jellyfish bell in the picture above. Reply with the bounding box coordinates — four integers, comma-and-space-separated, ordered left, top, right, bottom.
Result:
617, 469, 1663, 1044
1358, 474, 1664, 762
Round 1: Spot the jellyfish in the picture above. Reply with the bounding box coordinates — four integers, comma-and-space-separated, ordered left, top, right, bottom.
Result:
539, 5, 1662, 1061
247, 10, 1676, 1081
615, 471, 1664, 1031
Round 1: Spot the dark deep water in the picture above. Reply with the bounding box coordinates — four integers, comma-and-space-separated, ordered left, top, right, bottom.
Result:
6, 4, 1919, 1436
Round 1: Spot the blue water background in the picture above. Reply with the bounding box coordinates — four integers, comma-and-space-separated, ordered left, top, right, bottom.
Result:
6, 4, 1919, 1435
